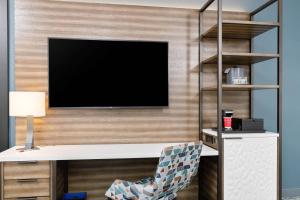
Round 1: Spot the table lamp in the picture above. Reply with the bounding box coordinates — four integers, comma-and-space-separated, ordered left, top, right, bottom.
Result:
9, 91, 46, 150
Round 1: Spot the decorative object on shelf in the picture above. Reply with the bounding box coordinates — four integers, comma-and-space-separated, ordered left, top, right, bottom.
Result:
9, 91, 46, 151
222, 110, 234, 131
232, 118, 265, 132
224, 67, 248, 85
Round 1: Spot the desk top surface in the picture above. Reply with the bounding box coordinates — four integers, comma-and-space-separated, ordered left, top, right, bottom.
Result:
0, 142, 218, 162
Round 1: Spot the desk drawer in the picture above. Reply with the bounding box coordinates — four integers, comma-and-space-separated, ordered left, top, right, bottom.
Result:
4, 161, 50, 180
5, 197, 50, 200
4, 178, 50, 198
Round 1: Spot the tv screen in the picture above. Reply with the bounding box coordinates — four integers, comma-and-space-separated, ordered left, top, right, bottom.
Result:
48, 38, 169, 108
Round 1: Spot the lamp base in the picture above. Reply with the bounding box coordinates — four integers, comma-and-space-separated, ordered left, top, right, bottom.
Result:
23, 115, 36, 150
17, 146, 40, 152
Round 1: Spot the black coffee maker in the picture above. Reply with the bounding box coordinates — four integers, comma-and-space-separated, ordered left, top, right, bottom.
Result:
222, 110, 234, 131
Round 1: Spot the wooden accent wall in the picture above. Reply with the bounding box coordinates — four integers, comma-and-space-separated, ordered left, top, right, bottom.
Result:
14, 0, 251, 199
14, 1, 199, 199
15, 0, 199, 146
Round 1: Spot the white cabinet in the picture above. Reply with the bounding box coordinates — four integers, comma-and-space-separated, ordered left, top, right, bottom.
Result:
223, 135, 278, 200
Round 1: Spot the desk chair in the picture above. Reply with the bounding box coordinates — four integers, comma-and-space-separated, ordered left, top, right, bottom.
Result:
105, 142, 202, 200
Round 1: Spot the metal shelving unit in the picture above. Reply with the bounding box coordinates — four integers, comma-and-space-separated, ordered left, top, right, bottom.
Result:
198, 0, 282, 199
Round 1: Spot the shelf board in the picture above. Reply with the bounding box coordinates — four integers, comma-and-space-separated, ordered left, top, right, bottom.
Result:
201, 20, 279, 39
202, 129, 279, 138
190, 65, 200, 73
202, 52, 279, 65
202, 84, 279, 91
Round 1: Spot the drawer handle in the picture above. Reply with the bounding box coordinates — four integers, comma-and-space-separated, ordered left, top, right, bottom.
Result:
16, 161, 38, 165
16, 198, 37, 200
16, 179, 38, 183
224, 137, 243, 140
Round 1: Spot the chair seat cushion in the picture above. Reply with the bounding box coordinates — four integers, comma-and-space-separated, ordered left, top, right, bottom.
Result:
105, 177, 157, 200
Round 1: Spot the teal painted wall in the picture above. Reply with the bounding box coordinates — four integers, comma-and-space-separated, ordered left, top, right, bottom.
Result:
252, 3, 278, 133
281, 0, 300, 192
253, 0, 300, 195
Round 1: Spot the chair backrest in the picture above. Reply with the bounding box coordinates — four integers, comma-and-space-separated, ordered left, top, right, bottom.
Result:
154, 142, 202, 198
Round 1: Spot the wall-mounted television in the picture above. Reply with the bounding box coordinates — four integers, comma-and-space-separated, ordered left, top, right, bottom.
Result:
48, 38, 169, 108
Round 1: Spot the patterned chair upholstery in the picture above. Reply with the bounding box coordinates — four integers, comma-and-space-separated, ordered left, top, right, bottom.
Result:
105, 141, 203, 200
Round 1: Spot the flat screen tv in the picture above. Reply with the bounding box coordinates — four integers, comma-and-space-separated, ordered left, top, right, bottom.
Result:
48, 38, 169, 108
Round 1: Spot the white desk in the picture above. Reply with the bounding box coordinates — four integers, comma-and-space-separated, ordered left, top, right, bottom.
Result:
0, 143, 218, 200
0, 143, 218, 162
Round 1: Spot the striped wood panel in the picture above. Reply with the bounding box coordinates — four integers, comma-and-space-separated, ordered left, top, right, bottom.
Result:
14, 0, 199, 146
14, 1, 251, 199
14, 1, 199, 199
199, 157, 218, 200
54, 161, 66, 200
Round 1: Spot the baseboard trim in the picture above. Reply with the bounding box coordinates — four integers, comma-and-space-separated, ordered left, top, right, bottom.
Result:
283, 188, 300, 198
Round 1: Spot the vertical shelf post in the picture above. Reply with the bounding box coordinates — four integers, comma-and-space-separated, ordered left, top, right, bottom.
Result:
199, 1, 216, 199
198, 10, 203, 199
249, 16, 253, 119
198, 11, 203, 150
217, 0, 223, 199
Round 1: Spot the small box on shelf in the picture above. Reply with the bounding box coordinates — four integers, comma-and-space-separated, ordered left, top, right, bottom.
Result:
203, 132, 218, 150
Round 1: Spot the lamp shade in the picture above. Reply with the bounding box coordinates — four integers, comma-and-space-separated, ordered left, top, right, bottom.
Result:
9, 91, 46, 117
